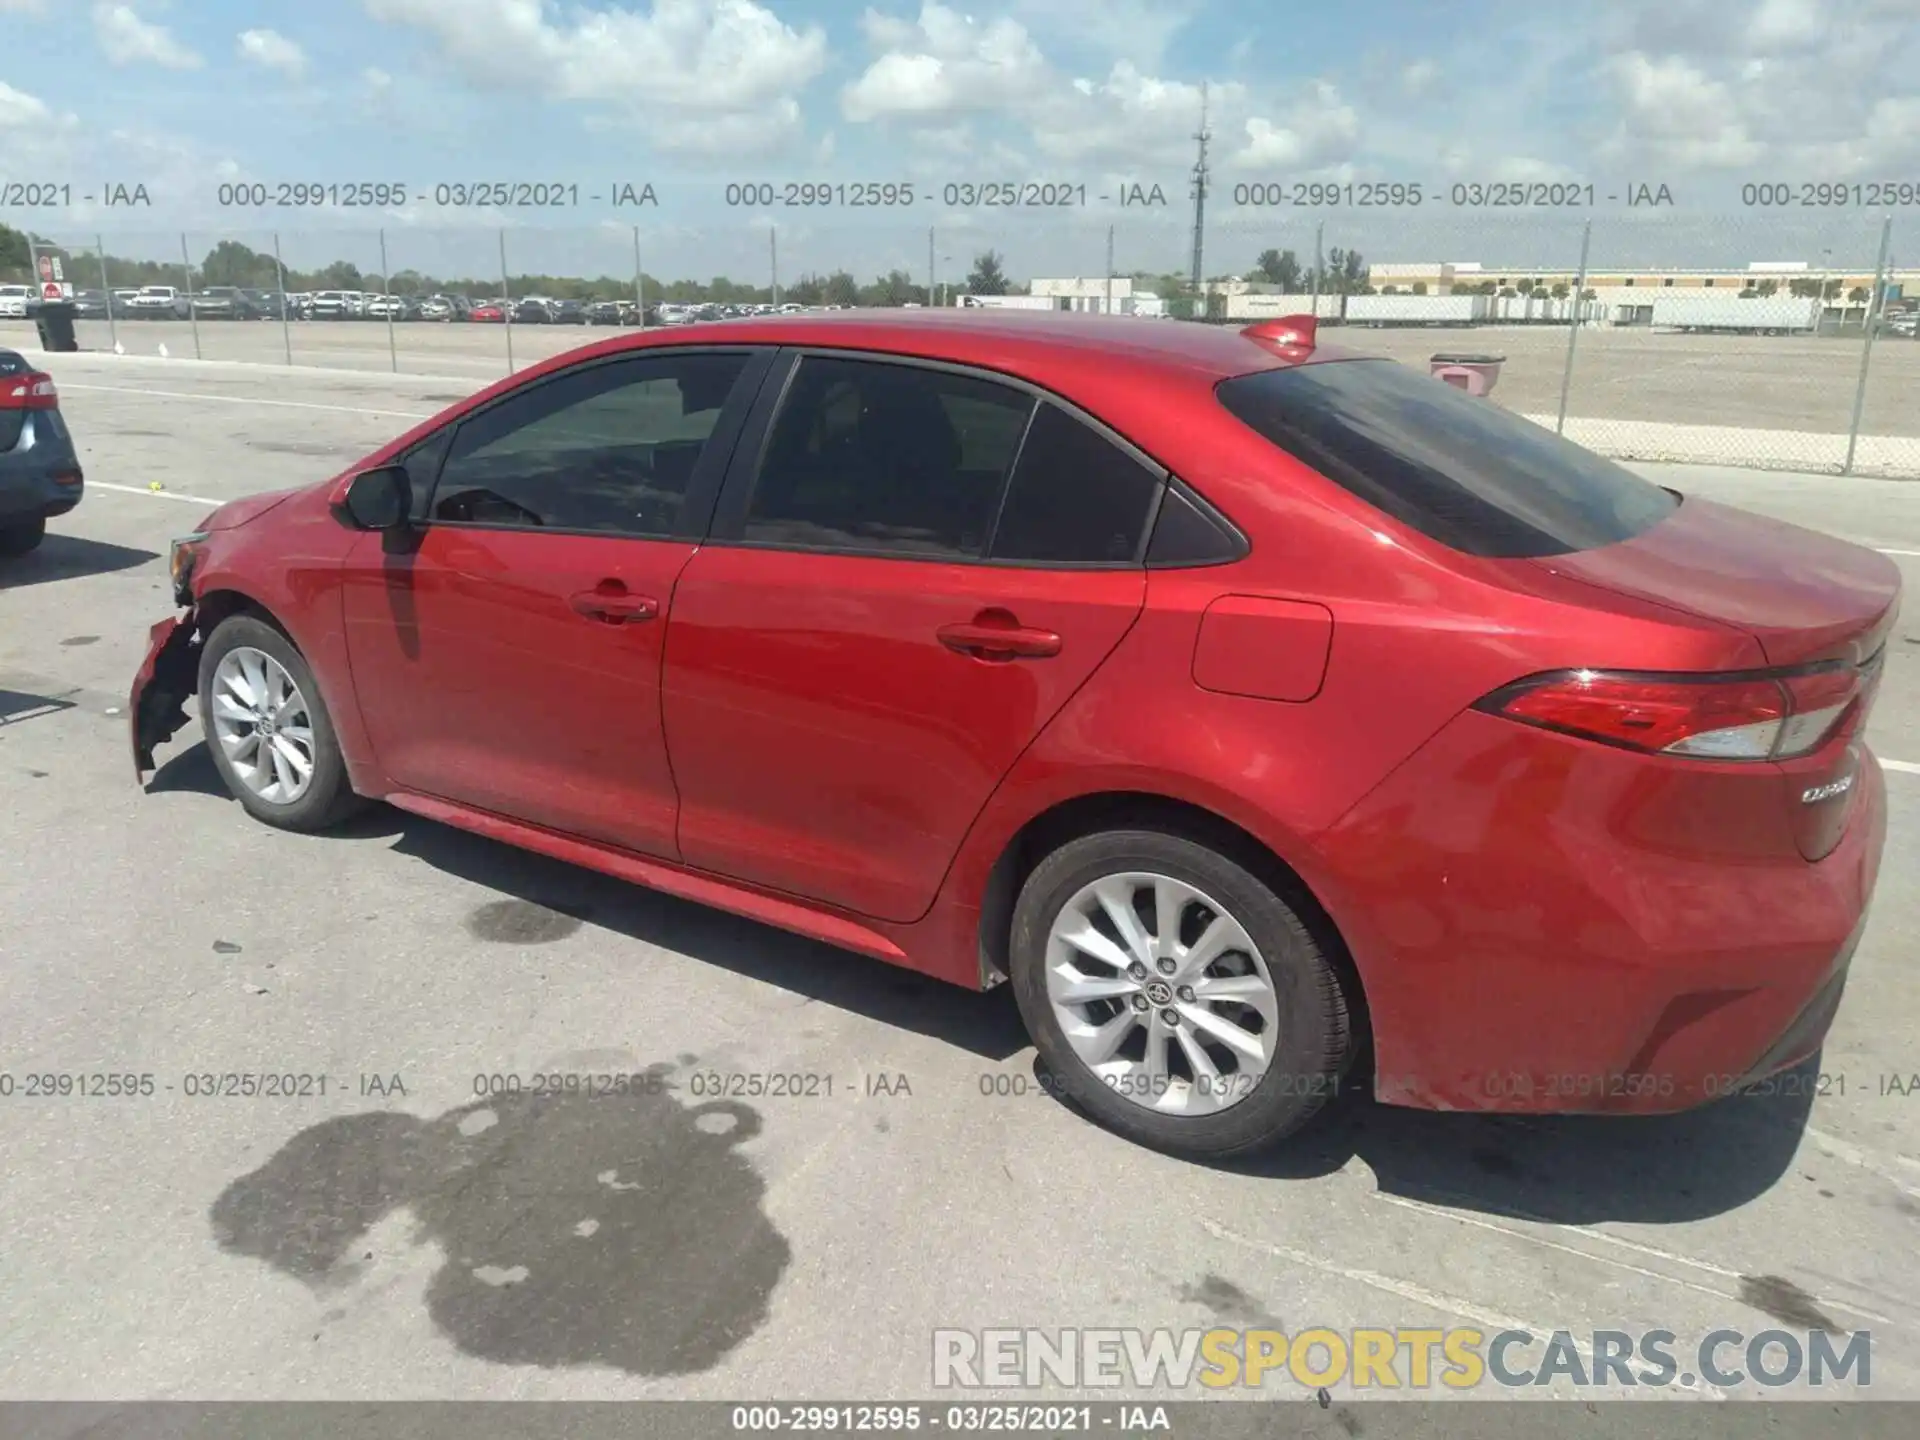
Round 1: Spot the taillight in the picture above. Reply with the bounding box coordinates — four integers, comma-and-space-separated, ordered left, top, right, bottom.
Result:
0, 372, 57, 410
1478, 665, 1862, 761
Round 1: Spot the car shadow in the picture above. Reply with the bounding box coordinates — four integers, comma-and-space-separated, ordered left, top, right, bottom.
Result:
1191, 1056, 1823, 1225
148, 749, 1027, 1063
384, 812, 1031, 1063
148, 749, 1822, 1217
0, 534, 158, 587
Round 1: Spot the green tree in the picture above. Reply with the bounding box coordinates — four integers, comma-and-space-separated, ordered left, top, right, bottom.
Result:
1550, 282, 1570, 299
1411, 280, 1428, 295
860, 269, 918, 307
822, 270, 861, 307
198, 240, 278, 287
786, 273, 826, 305
1848, 285, 1869, 304
0, 223, 32, 279
1254, 247, 1303, 290
1756, 278, 1779, 297
965, 250, 1009, 295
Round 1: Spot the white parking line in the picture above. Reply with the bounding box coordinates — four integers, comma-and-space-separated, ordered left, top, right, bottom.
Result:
86, 480, 224, 505
60, 382, 434, 421
1884, 760, 1920, 775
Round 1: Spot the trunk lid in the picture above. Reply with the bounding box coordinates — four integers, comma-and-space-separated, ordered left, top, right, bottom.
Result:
1530, 495, 1901, 668
1531, 495, 1900, 862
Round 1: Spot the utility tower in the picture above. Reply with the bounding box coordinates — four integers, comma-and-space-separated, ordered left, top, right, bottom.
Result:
1188, 82, 1211, 299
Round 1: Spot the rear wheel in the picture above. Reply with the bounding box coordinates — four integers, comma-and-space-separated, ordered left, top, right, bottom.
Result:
198, 614, 365, 831
0, 516, 46, 556
1010, 828, 1352, 1158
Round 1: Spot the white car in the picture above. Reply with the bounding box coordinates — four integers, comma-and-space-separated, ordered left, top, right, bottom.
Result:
0, 284, 31, 318
127, 286, 185, 317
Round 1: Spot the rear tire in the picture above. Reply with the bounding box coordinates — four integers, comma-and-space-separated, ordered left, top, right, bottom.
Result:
1010, 827, 1352, 1159
198, 613, 366, 832
0, 516, 47, 556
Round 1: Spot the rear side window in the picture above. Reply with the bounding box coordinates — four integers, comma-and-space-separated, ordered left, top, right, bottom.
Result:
744, 356, 1035, 559
1216, 359, 1678, 558
988, 403, 1163, 564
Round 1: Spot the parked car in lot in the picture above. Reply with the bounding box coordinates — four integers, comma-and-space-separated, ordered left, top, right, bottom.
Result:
363, 294, 405, 320
128, 310, 1900, 1158
191, 287, 245, 319
71, 289, 111, 320
511, 297, 554, 324
0, 349, 83, 556
0, 284, 35, 319
307, 291, 358, 320
586, 300, 628, 326
128, 286, 188, 318
469, 301, 505, 323
551, 299, 588, 325
109, 288, 143, 317
414, 295, 454, 321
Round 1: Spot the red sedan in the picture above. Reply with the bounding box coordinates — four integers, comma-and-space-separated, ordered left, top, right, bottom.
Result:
470, 302, 505, 323
129, 310, 1897, 1158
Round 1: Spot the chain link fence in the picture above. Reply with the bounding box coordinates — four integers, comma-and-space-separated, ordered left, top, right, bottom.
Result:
8, 210, 1915, 476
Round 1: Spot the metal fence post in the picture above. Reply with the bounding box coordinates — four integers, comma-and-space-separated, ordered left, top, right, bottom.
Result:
770, 226, 780, 307
1843, 214, 1894, 477
928, 226, 936, 308
1310, 221, 1323, 317
632, 226, 646, 329
179, 233, 202, 359
1556, 219, 1593, 436
498, 229, 515, 375
272, 232, 292, 365
97, 235, 117, 353
378, 228, 397, 373
1105, 225, 1115, 315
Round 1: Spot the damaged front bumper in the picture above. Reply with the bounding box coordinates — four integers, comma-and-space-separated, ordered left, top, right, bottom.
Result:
130, 613, 200, 779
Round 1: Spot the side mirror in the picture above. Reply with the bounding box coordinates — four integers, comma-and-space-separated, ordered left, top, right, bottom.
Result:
342, 465, 412, 531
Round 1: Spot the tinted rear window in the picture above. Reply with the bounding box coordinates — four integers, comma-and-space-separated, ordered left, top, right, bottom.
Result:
1216, 359, 1677, 558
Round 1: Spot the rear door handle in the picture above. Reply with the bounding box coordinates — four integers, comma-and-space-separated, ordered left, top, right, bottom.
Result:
569, 587, 658, 624
937, 614, 1062, 660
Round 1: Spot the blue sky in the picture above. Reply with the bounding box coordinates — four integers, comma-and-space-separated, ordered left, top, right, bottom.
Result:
3, 0, 1917, 282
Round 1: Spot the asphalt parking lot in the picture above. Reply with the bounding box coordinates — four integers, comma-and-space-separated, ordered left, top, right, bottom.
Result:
2, 348, 1919, 1410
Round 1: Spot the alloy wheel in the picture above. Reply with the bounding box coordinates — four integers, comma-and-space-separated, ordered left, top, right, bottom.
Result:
209, 646, 317, 804
1043, 871, 1280, 1116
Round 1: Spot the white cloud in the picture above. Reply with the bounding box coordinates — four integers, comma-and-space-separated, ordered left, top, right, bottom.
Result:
1400, 58, 1439, 96
1604, 52, 1764, 168
363, 0, 826, 152
0, 0, 48, 13
0, 81, 52, 129
843, 6, 1047, 121
237, 28, 307, 78
93, 3, 202, 69
1230, 83, 1360, 170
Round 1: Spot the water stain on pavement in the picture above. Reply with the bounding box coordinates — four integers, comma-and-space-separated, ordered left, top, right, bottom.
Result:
1738, 1274, 1840, 1332
1178, 1274, 1283, 1331
465, 898, 588, 944
59, 636, 99, 647
208, 1083, 791, 1374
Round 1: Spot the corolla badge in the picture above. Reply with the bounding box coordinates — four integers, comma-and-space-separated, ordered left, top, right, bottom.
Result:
1801, 774, 1856, 805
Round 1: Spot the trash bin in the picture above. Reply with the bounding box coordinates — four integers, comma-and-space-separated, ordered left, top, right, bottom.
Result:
33, 301, 79, 354
1429, 351, 1505, 396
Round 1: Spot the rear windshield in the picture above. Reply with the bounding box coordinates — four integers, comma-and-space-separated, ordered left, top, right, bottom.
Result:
1216, 359, 1678, 558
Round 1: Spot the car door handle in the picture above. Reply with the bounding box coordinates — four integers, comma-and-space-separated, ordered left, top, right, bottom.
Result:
937, 614, 1062, 660
569, 588, 658, 624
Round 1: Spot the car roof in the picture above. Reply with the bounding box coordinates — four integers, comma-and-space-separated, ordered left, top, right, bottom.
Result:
606, 308, 1361, 385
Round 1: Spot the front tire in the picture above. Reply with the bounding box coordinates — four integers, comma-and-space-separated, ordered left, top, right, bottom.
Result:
1010, 828, 1352, 1159
197, 614, 366, 831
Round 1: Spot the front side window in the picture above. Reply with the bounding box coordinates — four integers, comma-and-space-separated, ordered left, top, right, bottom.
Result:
429, 352, 749, 536
743, 356, 1035, 559
1216, 359, 1678, 558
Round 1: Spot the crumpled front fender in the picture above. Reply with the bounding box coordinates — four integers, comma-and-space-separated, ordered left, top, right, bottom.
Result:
130, 614, 200, 779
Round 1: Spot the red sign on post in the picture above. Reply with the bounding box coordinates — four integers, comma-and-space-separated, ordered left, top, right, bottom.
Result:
42, 282, 63, 300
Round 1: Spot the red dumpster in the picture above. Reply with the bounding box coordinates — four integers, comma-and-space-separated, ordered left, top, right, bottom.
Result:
1429, 352, 1505, 396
